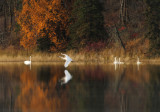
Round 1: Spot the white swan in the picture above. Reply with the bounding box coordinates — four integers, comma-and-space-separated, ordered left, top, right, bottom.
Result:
118, 57, 124, 64
114, 57, 118, 64
137, 57, 141, 64
60, 70, 72, 85
24, 56, 31, 65
59, 53, 73, 68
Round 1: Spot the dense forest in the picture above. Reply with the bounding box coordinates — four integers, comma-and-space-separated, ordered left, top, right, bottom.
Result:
0, 0, 160, 57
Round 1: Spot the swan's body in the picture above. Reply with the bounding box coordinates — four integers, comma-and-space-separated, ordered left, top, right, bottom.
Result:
60, 70, 72, 85
24, 56, 31, 65
59, 53, 73, 68
137, 58, 141, 64
114, 57, 118, 64
118, 58, 124, 64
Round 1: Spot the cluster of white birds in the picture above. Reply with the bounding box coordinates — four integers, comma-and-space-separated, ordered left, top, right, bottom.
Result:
113, 57, 141, 65
113, 57, 141, 71
113, 57, 124, 64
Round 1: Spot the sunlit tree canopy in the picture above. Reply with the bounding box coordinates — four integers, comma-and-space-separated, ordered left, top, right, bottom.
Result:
17, 0, 68, 51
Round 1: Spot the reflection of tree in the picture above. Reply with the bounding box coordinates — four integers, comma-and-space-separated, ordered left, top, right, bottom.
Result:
104, 64, 151, 112
68, 65, 108, 112
148, 65, 160, 112
114, 69, 128, 112
16, 66, 70, 112
37, 66, 51, 84
0, 64, 22, 112
12, 63, 154, 112
114, 69, 126, 93
85, 80, 105, 112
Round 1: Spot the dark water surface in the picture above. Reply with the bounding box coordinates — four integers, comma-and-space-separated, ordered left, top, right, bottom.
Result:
0, 63, 160, 112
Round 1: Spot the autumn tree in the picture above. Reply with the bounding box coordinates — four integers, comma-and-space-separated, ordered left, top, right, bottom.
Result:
68, 0, 107, 48
16, 0, 68, 51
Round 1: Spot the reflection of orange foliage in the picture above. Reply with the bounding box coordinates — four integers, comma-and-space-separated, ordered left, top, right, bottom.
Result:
16, 68, 69, 112
16, 0, 68, 50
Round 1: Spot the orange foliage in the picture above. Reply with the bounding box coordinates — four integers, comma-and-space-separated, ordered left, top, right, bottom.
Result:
16, 0, 68, 50
16, 68, 70, 112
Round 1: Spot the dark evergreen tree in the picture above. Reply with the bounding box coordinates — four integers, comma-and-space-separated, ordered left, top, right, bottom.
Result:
145, 0, 160, 55
69, 0, 107, 48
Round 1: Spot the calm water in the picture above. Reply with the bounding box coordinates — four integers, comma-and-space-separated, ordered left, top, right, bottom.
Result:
0, 63, 160, 112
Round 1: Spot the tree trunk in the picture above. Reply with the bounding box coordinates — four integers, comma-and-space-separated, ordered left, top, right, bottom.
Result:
115, 24, 125, 51
120, 0, 129, 25
10, 0, 13, 31
4, 2, 7, 33
120, 0, 124, 24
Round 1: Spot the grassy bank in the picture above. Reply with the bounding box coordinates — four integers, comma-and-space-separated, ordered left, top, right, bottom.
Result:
1, 46, 160, 64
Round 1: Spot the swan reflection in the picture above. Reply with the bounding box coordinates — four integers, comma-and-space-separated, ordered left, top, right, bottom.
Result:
60, 70, 72, 85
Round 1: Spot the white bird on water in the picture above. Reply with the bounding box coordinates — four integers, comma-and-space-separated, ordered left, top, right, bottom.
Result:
60, 70, 72, 85
24, 56, 31, 65
113, 57, 118, 71
113, 57, 118, 64
118, 58, 124, 64
59, 53, 73, 68
137, 57, 141, 64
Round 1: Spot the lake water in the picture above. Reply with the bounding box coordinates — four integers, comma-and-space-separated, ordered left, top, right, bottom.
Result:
0, 63, 160, 112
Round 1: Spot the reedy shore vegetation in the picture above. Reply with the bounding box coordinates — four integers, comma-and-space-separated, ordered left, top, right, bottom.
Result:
0, 42, 159, 64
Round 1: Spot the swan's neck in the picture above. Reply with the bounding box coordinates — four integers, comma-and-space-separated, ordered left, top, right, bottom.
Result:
30, 56, 31, 61
119, 58, 120, 62
137, 58, 139, 62
115, 57, 117, 62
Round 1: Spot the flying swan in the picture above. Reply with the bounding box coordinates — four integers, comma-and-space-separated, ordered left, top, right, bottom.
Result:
59, 53, 73, 68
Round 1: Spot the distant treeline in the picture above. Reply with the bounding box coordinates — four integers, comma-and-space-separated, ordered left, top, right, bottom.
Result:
0, 0, 160, 56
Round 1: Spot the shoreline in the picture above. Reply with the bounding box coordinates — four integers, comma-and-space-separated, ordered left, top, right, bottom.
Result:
0, 58, 160, 64
0, 48, 160, 64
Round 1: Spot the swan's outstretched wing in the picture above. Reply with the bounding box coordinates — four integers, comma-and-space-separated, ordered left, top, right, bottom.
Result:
64, 60, 71, 68
59, 56, 66, 60
61, 53, 72, 61
64, 70, 72, 82
66, 56, 72, 62
61, 53, 67, 57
